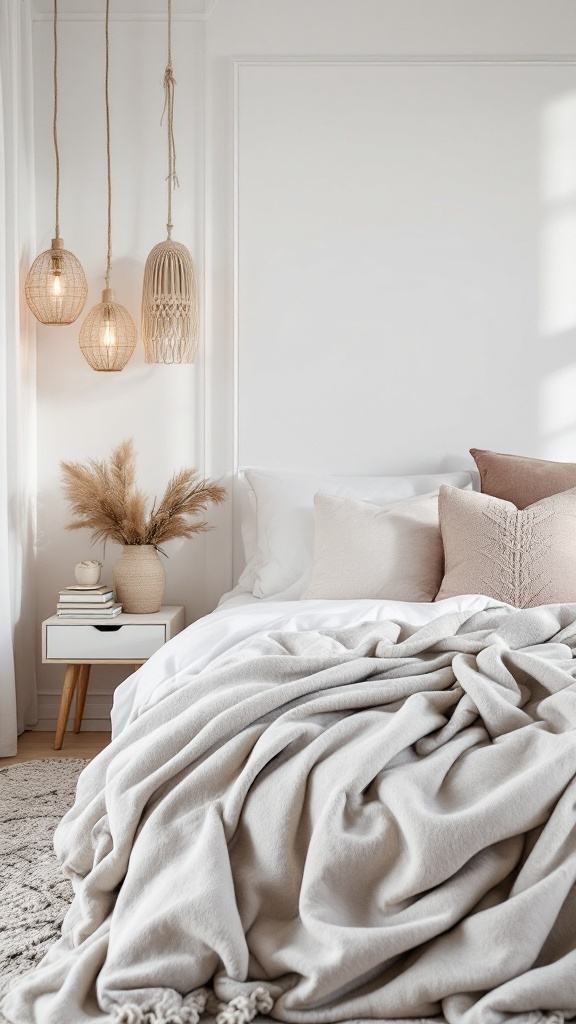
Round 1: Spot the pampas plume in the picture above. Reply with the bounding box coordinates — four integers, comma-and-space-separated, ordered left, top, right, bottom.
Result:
60, 439, 227, 551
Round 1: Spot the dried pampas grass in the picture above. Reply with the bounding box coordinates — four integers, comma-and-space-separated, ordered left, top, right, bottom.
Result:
60, 438, 227, 551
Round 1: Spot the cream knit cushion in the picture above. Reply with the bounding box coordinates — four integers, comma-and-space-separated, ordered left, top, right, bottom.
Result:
302, 491, 443, 602
436, 484, 576, 606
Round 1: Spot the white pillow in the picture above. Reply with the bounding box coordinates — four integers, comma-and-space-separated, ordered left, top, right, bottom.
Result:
239, 468, 474, 599
302, 491, 443, 602
233, 470, 261, 595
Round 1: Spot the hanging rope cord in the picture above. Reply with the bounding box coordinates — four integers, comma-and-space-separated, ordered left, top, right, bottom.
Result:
105, 0, 112, 288
52, 0, 60, 238
161, 0, 179, 240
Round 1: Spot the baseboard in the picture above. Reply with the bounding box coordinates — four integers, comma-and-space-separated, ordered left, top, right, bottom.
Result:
35, 693, 113, 732
33, 719, 112, 732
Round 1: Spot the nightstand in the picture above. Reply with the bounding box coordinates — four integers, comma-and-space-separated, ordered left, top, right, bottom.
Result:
42, 605, 185, 750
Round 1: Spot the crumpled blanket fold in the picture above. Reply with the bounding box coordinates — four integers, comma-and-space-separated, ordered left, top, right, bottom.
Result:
3, 603, 576, 1024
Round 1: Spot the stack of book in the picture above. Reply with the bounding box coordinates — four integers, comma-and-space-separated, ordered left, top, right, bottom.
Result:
57, 583, 122, 618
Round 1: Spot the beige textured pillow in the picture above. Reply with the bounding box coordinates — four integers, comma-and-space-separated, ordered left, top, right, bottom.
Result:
436, 485, 576, 607
301, 491, 443, 602
470, 448, 576, 510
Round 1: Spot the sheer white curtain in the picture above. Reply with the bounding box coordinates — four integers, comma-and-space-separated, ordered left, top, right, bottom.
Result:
0, 0, 37, 756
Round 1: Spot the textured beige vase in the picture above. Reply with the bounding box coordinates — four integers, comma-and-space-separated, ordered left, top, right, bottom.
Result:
113, 545, 166, 613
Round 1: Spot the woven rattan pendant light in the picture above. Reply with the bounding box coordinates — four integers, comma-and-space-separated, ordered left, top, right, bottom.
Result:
79, 0, 136, 372
25, 0, 88, 325
141, 0, 198, 364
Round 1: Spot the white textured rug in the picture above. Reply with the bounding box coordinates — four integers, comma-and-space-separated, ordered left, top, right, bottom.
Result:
0, 758, 88, 1022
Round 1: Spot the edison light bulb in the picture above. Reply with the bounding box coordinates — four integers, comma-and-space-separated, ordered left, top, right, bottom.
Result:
50, 272, 63, 297
102, 318, 116, 348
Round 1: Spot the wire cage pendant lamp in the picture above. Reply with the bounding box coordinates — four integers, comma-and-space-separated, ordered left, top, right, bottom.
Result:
79, 0, 136, 372
141, 0, 198, 364
25, 0, 88, 325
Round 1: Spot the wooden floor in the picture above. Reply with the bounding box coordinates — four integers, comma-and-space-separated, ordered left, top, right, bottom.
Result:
0, 730, 111, 766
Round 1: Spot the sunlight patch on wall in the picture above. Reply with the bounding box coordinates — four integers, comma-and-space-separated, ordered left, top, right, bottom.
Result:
539, 211, 576, 336
539, 92, 576, 336
541, 92, 576, 204
538, 92, 576, 460
539, 363, 576, 459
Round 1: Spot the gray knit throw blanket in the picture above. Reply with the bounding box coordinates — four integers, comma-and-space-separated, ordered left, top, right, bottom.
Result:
3, 604, 576, 1024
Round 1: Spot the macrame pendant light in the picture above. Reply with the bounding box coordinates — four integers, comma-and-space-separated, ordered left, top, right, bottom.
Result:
79, 0, 136, 372
25, 0, 87, 325
141, 0, 198, 364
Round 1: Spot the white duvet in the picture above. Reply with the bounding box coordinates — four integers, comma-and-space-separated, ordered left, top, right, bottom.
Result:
112, 594, 507, 736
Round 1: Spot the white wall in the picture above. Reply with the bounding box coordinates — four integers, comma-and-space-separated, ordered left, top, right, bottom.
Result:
235, 60, 576, 471
31, 0, 576, 728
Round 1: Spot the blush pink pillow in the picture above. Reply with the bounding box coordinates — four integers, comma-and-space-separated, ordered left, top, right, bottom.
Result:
470, 448, 576, 510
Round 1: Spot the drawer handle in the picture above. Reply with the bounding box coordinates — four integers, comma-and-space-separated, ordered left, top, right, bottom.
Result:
93, 625, 123, 632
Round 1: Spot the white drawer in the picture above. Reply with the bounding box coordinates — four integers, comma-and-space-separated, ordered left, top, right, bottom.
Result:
46, 623, 167, 661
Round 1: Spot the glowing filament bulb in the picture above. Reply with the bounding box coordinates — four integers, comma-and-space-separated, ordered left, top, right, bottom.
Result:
49, 252, 65, 301
102, 316, 116, 348
52, 274, 61, 296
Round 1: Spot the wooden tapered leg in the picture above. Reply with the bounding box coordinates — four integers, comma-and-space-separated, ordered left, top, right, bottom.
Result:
73, 664, 91, 734
54, 664, 80, 750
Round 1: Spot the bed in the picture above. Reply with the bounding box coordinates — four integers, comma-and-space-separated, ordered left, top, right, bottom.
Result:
3, 453, 576, 1024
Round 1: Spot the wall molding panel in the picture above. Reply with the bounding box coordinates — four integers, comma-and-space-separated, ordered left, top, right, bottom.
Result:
232, 56, 576, 479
